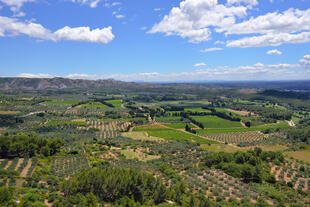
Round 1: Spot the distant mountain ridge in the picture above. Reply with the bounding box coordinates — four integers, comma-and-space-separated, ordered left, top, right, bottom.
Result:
0, 78, 209, 94
0, 77, 132, 90
0, 77, 309, 92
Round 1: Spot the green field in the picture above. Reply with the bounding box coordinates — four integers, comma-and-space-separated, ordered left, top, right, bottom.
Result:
162, 123, 196, 129
191, 115, 242, 129
155, 116, 182, 121
46, 121, 87, 126
197, 122, 289, 134
105, 99, 122, 108
184, 107, 211, 112
77, 102, 109, 109
42, 100, 79, 105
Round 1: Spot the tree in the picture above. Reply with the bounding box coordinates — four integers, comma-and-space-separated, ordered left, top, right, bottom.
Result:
245, 121, 251, 127
0, 187, 12, 204
82, 193, 98, 207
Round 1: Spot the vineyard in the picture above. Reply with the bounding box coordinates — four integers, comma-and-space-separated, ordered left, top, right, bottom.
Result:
0, 158, 38, 187
77, 120, 131, 139
199, 131, 267, 145
185, 169, 273, 204
50, 156, 89, 178
271, 162, 310, 193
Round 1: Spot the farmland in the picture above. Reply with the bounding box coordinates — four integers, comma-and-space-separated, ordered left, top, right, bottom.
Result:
105, 99, 122, 107
50, 156, 89, 178
199, 131, 267, 145
42, 100, 79, 105
191, 115, 243, 128
0, 82, 309, 206
76, 101, 109, 109
162, 122, 196, 129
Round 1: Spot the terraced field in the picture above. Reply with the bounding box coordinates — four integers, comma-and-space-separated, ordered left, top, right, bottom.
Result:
271, 163, 310, 193
199, 131, 267, 145
79, 120, 131, 139
50, 156, 89, 178
0, 158, 38, 187
184, 169, 273, 204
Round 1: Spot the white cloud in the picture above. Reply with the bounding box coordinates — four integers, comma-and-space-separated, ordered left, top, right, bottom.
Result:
149, 1, 310, 48
90, 0, 100, 8
18, 73, 54, 78
267, 49, 282, 55
299, 54, 310, 67
0, 0, 35, 15
104, 1, 121, 8
149, 0, 247, 43
54, 26, 114, 44
227, 0, 258, 8
140, 26, 147, 31
218, 8, 310, 35
200, 47, 223, 52
219, 8, 310, 47
214, 40, 224, 44
154, 8, 162, 12
227, 32, 310, 47
194, 62, 206, 67
0, 16, 114, 44
115, 14, 125, 19
70, 0, 101, 8
0, 16, 52, 39
0, 0, 35, 8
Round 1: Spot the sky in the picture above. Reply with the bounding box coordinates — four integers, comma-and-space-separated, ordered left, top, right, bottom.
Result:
0, 0, 310, 82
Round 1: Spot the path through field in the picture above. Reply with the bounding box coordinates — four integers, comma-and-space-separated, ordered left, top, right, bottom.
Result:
20, 159, 32, 177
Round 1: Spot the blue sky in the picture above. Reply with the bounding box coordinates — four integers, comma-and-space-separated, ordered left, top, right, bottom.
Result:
0, 0, 309, 82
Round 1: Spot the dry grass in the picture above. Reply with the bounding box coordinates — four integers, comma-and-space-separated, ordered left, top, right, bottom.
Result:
120, 148, 160, 162
201, 144, 288, 153
133, 124, 165, 130
121, 131, 164, 142
0, 111, 20, 115
284, 150, 310, 164
249, 145, 288, 152
200, 144, 245, 153
226, 108, 252, 116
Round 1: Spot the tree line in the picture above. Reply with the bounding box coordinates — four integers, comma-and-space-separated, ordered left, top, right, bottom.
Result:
0, 132, 63, 158
204, 148, 284, 183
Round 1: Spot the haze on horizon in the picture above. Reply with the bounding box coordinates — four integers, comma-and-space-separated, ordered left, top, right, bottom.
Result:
0, 0, 310, 82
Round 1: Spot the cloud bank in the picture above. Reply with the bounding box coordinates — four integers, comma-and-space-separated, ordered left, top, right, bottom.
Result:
17, 55, 310, 82
0, 16, 114, 44
149, 0, 310, 47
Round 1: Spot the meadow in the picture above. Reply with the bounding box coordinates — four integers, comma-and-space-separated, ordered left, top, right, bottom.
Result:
42, 100, 79, 105
191, 115, 242, 128
162, 122, 196, 129
76, 102, 109, 109
105, 99, 122, 107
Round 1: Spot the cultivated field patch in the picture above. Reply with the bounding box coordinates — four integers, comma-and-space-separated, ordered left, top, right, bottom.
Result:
191, 115, 242, 129
50, 156, 89, 178
162, 122, 196, 129
200, 131, 267, 145
121, 131, 165, 142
